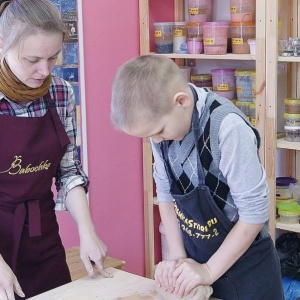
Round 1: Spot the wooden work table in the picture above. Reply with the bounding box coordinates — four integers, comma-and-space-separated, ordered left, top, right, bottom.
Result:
28, 267, 156, 299
28, 267, 220, 300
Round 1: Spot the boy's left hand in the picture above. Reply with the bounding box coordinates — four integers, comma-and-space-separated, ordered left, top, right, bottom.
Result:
173, 258, 213, 297
154, 259, 178, 292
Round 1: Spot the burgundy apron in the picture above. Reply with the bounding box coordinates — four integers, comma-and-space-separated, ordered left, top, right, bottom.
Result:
160, 96, 284, 299
0, 92, 71, 299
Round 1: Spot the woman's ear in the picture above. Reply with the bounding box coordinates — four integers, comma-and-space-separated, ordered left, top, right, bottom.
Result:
173, 92, 192, 107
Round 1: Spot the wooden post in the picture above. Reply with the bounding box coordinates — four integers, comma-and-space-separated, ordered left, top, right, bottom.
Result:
265, 0, 278, 241
139, 0, 156, 278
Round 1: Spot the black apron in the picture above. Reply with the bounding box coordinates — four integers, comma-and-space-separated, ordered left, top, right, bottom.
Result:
161, 95, 284, 300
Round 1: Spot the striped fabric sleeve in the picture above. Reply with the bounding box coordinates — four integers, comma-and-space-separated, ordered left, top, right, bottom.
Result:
50, 78, 90, 210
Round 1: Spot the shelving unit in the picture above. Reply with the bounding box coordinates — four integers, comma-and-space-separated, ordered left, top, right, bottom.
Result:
266, 0, 300, 239
139, 0, 267, 279
145, 53, 255, 60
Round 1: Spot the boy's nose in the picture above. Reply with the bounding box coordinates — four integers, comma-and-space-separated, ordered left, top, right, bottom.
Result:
152, 135, 163, 143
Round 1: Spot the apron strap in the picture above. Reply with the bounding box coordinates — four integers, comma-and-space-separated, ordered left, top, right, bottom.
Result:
190, 86, 215, 185
28, 200, 42, 237
11, 200, 41, 271
161, 86, 207, 185
44, 91, 70, 149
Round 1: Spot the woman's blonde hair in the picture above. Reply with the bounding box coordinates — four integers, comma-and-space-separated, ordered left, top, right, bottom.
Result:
111, 55, 189, 130
0, 0, 68, 57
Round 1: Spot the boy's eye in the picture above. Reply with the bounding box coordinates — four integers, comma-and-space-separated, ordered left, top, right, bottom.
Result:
27, 59, 38, 64
155, 129, 163, 136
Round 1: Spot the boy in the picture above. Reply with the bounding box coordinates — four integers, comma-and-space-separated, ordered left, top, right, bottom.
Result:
111, 55, 283, 300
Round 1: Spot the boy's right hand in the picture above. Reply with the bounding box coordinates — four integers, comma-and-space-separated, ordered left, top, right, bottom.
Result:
154, 259, 179, 292
0, 255, 25, 299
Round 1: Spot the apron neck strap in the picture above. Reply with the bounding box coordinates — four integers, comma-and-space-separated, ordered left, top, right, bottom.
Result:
44, 91, 70, 149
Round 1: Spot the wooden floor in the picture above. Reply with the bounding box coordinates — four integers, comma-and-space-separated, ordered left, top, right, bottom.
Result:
66, 246, 125, 281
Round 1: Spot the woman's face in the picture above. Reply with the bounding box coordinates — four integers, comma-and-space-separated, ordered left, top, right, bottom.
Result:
5, 32, 62, 88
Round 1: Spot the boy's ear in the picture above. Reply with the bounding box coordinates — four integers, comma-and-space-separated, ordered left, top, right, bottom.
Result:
173, 92, 192, 107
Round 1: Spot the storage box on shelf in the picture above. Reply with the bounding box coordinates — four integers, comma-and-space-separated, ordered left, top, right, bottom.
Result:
139, 0, 266, 279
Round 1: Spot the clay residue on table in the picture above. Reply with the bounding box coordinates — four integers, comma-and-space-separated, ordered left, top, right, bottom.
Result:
113, 290, 158, 299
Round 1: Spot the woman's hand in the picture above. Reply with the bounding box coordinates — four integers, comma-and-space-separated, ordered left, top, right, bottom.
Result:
79, 231, 112, 278
0, 255, 25, 299
172, 258, 213, 297
154, 260, 179, 292
65, 186, 113, 278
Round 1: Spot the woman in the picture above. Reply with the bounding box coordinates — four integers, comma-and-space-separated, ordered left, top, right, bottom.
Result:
0, 1, 109, 299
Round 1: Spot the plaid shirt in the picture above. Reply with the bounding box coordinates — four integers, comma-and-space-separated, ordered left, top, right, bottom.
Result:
0, 76, 89, 210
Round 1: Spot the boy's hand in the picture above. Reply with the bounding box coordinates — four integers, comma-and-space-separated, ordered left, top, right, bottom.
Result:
154, 260, 179, 292
173, 258, 213, 297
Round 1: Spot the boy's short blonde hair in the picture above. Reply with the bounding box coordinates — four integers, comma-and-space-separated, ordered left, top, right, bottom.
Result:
111, 55, 189, 131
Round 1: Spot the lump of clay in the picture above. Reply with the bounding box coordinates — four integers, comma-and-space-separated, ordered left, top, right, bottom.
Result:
156, 284, 213, 300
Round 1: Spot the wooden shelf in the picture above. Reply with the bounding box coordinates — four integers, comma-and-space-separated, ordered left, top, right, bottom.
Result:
151, 52, 255, 61
140, 0, 268, 278
276, 221, 300, 233
269, 0, 300, 240
277, 138, 300, 150
278, 56, 300, 63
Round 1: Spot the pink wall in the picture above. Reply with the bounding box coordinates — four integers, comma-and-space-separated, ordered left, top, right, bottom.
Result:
56, 0, 174, 277
57, 0, 144, 276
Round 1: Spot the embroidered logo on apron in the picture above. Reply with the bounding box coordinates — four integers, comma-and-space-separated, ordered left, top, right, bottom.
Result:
0, 155, 51, 175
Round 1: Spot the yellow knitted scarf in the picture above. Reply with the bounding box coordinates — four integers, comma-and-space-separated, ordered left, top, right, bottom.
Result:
0, 58, 51, 102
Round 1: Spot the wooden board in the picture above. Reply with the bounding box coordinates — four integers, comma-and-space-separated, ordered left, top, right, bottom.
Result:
28, 267, 220, 300
28, 267, 156, 299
